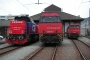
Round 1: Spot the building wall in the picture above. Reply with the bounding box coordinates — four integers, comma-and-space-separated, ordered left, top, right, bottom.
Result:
0, 15, 15, 20
80, 18, 90, 36
0, 27, 7, 37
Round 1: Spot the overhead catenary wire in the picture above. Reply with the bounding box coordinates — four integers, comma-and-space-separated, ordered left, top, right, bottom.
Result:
0, 8, 11, 14
82, 1, 90, 3
75, 0, 83, 15
5, 0, 13, 14
0, 0, 12, 14
26, 0, 50, 6
29, 0, 38, 12
25, 0, 51, 13
17, 0, 35, 14
26, 0, 50, 5
5, 0, 12, 5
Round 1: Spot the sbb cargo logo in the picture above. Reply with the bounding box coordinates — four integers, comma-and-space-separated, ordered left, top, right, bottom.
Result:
32, 25, 36, 32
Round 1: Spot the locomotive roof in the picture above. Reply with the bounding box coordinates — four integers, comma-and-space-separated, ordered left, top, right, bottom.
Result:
14, 16, 30, 22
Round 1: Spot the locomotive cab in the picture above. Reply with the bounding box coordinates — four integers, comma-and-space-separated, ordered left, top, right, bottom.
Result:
67, 23, 80, 39
38, 12, 63, 43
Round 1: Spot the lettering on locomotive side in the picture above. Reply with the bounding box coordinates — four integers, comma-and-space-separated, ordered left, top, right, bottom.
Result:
73, 30, 79, 31
12, 21, 23, 23
12, 27, 22, 28
46, 27, 61, 29
13, 29, 20, 30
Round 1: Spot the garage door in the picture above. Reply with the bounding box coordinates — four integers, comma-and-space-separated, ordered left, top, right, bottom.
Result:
65, 22, 69, 36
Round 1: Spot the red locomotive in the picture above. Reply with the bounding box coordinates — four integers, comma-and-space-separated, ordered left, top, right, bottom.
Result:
6, 16, 38, 45
37, 12, 63, 43
67, 23, 80, 39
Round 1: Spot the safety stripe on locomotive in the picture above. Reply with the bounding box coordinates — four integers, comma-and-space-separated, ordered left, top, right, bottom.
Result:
58, 34, 62, 38
39, 34, 43, 38
39, 34, 62, 38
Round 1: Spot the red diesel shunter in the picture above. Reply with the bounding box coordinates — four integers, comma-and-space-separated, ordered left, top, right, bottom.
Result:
37, 12, 63, 43
67, 23, 80, 39
6, 16, 38, 45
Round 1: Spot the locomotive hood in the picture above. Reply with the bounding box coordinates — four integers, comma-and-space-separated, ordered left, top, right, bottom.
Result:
10, 20, 26, 34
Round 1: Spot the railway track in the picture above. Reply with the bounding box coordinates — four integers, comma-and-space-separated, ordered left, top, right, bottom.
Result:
72, 40, 90, 60
0, 45, 12, 50
23, 44, 58, 60
51, 45, 58, 60
0, 38, 89, 60
78, 39, 90, 48
0, 45, 22, 55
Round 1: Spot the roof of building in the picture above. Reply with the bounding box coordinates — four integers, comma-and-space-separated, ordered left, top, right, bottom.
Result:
31, 4, 83, 21
44, 4, 61, 11
31, 12, 83, 20
0, 4, 84, 26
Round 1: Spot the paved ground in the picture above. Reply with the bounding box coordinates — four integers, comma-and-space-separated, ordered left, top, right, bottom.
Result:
86, 36, 90, 39
0, 38, 5, 42
55, 38, 82, 60
0, 42, 42, 60
0, 37, 90, 60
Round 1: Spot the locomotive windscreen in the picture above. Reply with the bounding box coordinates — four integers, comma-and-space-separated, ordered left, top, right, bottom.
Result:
39, 16, 61, 22
69, 25, 80, 28
14, 16, 30, 22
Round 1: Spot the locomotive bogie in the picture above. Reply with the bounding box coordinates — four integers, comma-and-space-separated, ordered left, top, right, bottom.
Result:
39, 34, 63, 43
67, 33, 79, 39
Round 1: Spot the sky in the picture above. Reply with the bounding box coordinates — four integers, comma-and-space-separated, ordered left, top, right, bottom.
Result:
0, 0, 90, 18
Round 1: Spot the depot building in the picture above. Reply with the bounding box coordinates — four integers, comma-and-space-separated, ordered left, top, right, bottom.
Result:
30, 4, 83, 36
0, 4, 83, 37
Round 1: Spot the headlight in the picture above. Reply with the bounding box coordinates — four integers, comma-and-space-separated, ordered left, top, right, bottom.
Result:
6, 36, 10, 40
9, 36, 13, 39
7, 35, 13, 40
18, 36, 24, 40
